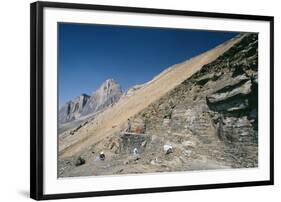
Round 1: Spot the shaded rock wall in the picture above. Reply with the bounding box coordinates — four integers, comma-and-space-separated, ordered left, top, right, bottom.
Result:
59, 94, 90, 123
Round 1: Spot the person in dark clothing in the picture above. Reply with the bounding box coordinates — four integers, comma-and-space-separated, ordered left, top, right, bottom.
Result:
99, 151, 105, 161
127, 118, 131, 132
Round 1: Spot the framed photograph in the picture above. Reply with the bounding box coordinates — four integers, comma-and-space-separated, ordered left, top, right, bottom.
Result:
30, 1, 274, 200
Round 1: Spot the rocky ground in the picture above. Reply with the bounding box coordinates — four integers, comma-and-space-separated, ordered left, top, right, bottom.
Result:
58, 33, 258, 177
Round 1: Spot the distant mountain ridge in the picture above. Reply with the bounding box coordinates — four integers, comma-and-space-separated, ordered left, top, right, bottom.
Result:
59, 79, 122, 123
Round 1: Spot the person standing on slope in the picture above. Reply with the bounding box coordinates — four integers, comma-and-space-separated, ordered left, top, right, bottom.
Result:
127, 118, 131, 132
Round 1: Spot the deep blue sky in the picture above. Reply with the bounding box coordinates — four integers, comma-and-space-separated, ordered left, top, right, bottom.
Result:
58, 23, 238, 105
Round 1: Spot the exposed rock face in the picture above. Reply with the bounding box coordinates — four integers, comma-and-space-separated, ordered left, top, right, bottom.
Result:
59, 79, 122, 123
130, 33, 258, 168
120, 133, 149, 154
81, 79, 122, 116
59, 94, 90, 123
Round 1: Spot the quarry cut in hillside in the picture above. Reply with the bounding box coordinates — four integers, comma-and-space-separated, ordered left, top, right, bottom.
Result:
58, 33, 256, 177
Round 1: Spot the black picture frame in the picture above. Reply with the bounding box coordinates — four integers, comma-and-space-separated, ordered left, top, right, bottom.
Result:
30, 1, 274, 200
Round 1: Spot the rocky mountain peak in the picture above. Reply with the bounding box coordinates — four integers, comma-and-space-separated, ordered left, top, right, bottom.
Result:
80, 93, 90, 98
59, 79, 123, 124
59, 93, 90, 123
81, 79, 123, 115
94, 78, 122, 95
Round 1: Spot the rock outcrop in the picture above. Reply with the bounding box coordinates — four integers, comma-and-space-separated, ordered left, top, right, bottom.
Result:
130, 33, 258, 168
59, 79, 122, 123
81, 79, 122, 116
59, 94, 90, 123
